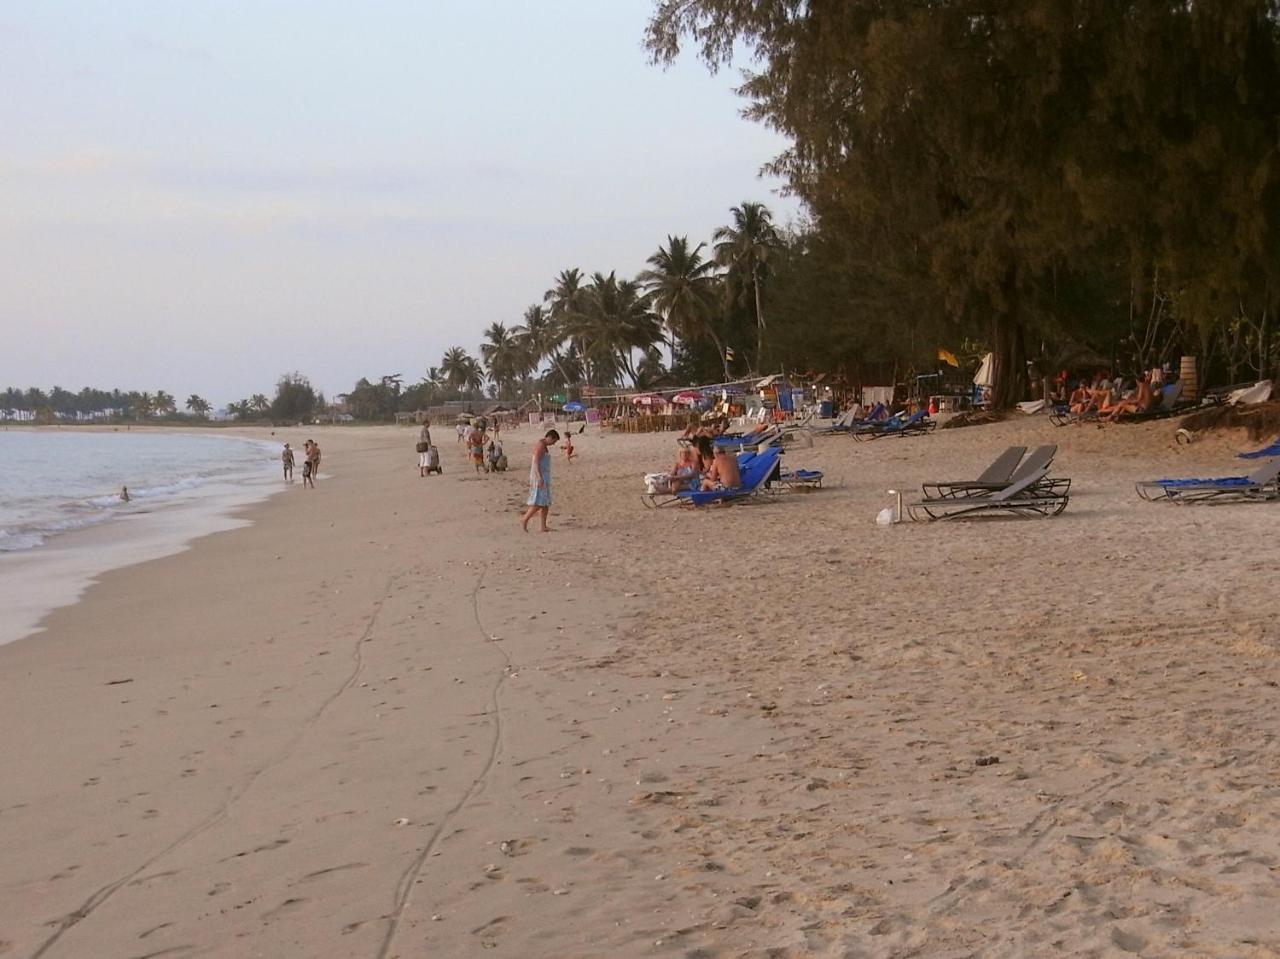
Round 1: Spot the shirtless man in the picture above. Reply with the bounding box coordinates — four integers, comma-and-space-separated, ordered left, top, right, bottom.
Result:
308, 440, 321, 483
701, 447, 742, 491
282, 443, 295, 482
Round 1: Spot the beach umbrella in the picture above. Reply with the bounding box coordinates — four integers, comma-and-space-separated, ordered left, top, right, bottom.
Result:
670, 390, 704, 406
563, 400, 586, 413
632, 393, 665, 407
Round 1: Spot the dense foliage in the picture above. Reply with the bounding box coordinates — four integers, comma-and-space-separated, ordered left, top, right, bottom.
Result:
647, 0, 1280, 405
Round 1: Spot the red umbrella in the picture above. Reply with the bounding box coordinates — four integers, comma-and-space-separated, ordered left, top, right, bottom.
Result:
632, 393, 666, 407
670, 390, 704, 406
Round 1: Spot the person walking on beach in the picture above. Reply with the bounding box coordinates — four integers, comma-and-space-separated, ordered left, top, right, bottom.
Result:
282, 443, 295, 482
466, 423, 488, 475
417, 419, 433, 477
520, 429, 559, 532
301, 441, 315, 489
308, 440, 321, 483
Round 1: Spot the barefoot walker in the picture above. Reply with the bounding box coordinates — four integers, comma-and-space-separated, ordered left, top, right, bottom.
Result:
520, 429, 559, 532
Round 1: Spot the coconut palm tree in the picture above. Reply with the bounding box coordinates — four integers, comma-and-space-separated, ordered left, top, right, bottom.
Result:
544, 268, 585, 323
713, 202, 779, 370
515, 304, 573, 384
480, 322, 523, 398
639, 234, 729, 378
250, 394, 271, 415
440, 347, 486, 396
569, 272, 664, 387
185, 394, 211, 417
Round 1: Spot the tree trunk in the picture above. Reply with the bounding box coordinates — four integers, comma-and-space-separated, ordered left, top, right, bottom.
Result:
705, 329, 732, 381
753, 271, 766, 373
989, 267, 1027, 409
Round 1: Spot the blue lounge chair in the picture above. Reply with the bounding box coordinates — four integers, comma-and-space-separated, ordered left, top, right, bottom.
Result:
1239, 437, 1280, 460
677, 446, 783, 506
1135, 458, 1280, 503
852, 409, 935, 442
643, 449, 762, 509
712, 425, 781, 452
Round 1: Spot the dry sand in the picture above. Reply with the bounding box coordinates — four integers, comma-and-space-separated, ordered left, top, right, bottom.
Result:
2, 417, 1279, 958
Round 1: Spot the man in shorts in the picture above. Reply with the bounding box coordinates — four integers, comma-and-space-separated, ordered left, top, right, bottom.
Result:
282, 443, 295, 482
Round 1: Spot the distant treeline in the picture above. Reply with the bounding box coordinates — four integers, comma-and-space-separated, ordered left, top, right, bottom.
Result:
2, 374, 323, 424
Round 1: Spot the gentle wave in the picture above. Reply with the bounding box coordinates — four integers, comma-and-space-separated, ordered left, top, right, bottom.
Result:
0, 434, 279, 553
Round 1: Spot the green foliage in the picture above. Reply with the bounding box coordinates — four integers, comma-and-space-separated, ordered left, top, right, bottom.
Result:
270, 372, 319, 423
647, 0, 1280, 404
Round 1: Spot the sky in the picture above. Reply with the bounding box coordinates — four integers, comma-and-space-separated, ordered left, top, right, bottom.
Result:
0, 1, 798, 406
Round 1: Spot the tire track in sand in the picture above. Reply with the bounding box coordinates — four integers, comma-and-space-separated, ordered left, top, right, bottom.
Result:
28, 573, 402, 959
375, 565, 510, 959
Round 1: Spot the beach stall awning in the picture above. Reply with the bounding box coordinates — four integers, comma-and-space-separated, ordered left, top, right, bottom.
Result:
670, 390, 703, 406
632, 393, 665, 407
755, 374, 782, 389
563, 400, 586, 412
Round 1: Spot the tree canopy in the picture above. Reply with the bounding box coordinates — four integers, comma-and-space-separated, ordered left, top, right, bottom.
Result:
647, 0, 1280, 404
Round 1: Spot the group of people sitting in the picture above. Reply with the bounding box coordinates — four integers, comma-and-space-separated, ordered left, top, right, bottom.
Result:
678, 415, 731, 442
1066, 371, 1169, 422
664, 435, 742, 492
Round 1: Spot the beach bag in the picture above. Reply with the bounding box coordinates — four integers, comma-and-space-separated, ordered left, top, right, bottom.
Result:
644, 472, 673, 495
495, 454, 508, 471
426, 446, 441, 470
416, 441, 429, 453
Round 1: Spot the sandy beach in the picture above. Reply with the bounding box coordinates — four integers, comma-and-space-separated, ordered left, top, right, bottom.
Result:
3, 418, 1280, 958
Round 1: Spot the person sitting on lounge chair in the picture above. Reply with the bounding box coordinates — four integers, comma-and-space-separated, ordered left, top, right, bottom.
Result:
1068, 382, 1092, 413
701, 446, 743, 491
694, 435, 717, 475
1101, 373, 1156, 421
669, 448, 700, 491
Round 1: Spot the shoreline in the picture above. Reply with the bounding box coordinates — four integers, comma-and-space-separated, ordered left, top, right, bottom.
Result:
0, 429, 290, 647
3, 420, 1279, 957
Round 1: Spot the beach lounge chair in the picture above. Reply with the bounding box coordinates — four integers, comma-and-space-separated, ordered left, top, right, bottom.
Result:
676, 446, 783, 507
643, 449, 769, 508
852, 409, 935, 442
778, 466, 823, 489
1238, 436, 1280, 460
908, 464, 1070, 521
921, 445, 1070, 501
713, 425, 781, 451
1111, 381, 1189, 423
1135, 458, 1280, 503
920, 446, 1027, 499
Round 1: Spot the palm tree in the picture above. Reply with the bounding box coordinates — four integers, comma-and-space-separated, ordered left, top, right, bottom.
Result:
570, 272, 664, 387
250, 394, 271, 416
544, 268, 585, 322
153, 390, 177, 416
480, 322, 523, 398
639, 234, 728, 379
515, 303, 572, 384
713, 202, 779, 370
185, 394, 211, 417
440, 347, 483, 395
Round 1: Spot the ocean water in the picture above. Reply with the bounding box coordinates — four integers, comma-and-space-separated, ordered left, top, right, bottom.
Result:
0, 430, 277, 552
0, 430, 283, 646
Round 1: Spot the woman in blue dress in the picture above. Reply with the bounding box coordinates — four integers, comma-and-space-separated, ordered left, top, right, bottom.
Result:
520, 429, 560, 532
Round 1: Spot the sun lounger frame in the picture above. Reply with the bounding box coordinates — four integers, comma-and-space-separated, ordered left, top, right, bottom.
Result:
1135, 458, 1280, 503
